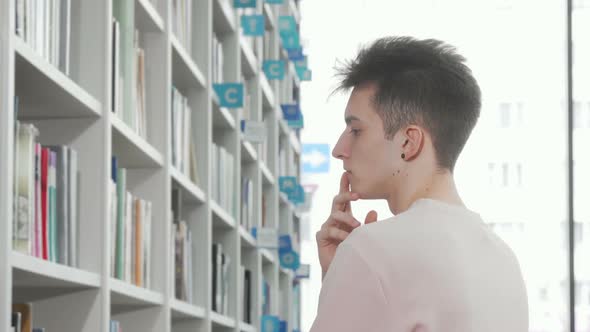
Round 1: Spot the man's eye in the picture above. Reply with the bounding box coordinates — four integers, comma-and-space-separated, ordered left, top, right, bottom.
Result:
350, 129, 361, 136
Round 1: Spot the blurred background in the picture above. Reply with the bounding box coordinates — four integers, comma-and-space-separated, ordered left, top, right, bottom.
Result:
295, 1, 590, 331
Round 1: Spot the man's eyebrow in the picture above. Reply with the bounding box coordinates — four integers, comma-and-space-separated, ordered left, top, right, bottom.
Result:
345, 115, 360, 125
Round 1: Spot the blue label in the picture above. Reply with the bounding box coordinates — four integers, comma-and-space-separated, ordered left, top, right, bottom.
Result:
279, 176, 297, 194
234, 0, 256, 8
287, 48, 304, 61
263, 60, 286, 80
265, 0, 284, 4
261, 315, 280, 332
302, 144, 330, 173
293, 56, 307, 70
241, 15, 265, 36
280, 104, 301, 121
296, 67, 312, 81
279, 250, 300, 270
287, 114, 304, 129
288, 184, 305, 204
281, 31, 300, 49
279, 234, 292, 253
279, 320, 287, 332
213, 83, 244, 108
278, 16, 297, 36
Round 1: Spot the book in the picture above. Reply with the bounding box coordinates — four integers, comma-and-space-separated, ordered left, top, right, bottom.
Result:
110, 157, 118, 276
113, 0, 138, 134
40, 147, 49, 260
212, 35, 224, 84
212, 243, 222, 312
47, 145, 69, 266
48, 151, 57, 262
222, 251, 230, 315
175, 220, 188, 301
14, 123, 39, 255
33, 143, 41, 258
111, 19, 121, 114
143, 200, 152, 288
244, 268, 252, 323
11, 312, 21, 332
134, 198, 142, 286
115, 167, 126, 279
12, 303, 31, 332
125, 191, 133, 282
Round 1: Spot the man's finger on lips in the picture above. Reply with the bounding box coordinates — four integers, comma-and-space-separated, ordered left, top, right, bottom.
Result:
331, 210, 361, 229
332, 192, 360, 212
339, 172, 350, 194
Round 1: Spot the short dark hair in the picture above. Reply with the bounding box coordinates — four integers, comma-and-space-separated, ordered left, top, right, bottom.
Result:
335, 36, 481, 171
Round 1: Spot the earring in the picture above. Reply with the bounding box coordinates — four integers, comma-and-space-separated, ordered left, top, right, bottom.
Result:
401, 153, 405, 160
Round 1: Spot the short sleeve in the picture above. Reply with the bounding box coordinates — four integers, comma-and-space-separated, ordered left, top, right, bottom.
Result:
310, 241, 388, 332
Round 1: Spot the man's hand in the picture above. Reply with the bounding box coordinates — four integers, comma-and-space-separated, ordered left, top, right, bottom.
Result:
316, 172, 378, 279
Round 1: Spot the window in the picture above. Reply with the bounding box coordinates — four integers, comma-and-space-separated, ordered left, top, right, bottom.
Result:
488, 162, 524, 188
497, 101, 524, 128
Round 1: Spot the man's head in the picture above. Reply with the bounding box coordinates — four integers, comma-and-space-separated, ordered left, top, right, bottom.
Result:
332, 36, 481, 201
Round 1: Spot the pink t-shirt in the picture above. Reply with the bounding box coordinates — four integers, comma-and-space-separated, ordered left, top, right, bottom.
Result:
310, 198, 528, 332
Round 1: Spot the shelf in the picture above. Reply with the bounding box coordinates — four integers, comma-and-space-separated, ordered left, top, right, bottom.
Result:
240, 322, 257, 332
110, 278, 164, 314
279, 118, 289, 137
135, 0, 164, 33
11, 252, 100, 302
211, 200, 236, 229
240, 37, 257, 79
260, 162, 275, 186
279, 266, 293, 278
239, 226, 256, 248
260, 248, 276, 265
171, 166, 206, 204
171, 35, 207, 90
289, 62, 301, 88
241, 138, 258, 163
260, 75, 275, 111
263, 3, 275, 31
213, 0, 236, 37
279, 192, 290, 207
13, 36, 102, 119
290, 132, 301, 155
289, 0, 301, 23
212, 93, 237, 130
211, 311, 236, 328
111, 114, 164, 168
170, 299, 207, 320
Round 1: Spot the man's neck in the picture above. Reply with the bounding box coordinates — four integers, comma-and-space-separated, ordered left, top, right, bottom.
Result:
388, 169, 464, 215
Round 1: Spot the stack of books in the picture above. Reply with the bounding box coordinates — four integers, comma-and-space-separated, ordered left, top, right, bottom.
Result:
13, 114, 80, 267
212, 243, 231, 315
110, 157, 152, 288
14, 0, 71, 75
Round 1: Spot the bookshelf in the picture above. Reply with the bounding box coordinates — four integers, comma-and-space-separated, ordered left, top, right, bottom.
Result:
2, 0, 304, 331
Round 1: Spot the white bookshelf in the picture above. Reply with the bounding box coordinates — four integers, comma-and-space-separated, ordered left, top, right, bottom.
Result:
1, 0, 305, 331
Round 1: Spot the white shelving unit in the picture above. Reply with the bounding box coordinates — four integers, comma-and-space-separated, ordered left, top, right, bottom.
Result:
1, 0, 305, 331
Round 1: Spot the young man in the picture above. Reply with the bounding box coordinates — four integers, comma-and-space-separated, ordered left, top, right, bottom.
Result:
311, 37, 529, 332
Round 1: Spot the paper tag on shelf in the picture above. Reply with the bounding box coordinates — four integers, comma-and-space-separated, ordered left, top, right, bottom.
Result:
295, 264, 310, 279
261, 315, 280, 332
241, 120, 266, 144
253, 227, 279, 249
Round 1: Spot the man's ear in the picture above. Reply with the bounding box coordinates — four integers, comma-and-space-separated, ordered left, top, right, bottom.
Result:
401, 126, 424, 161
